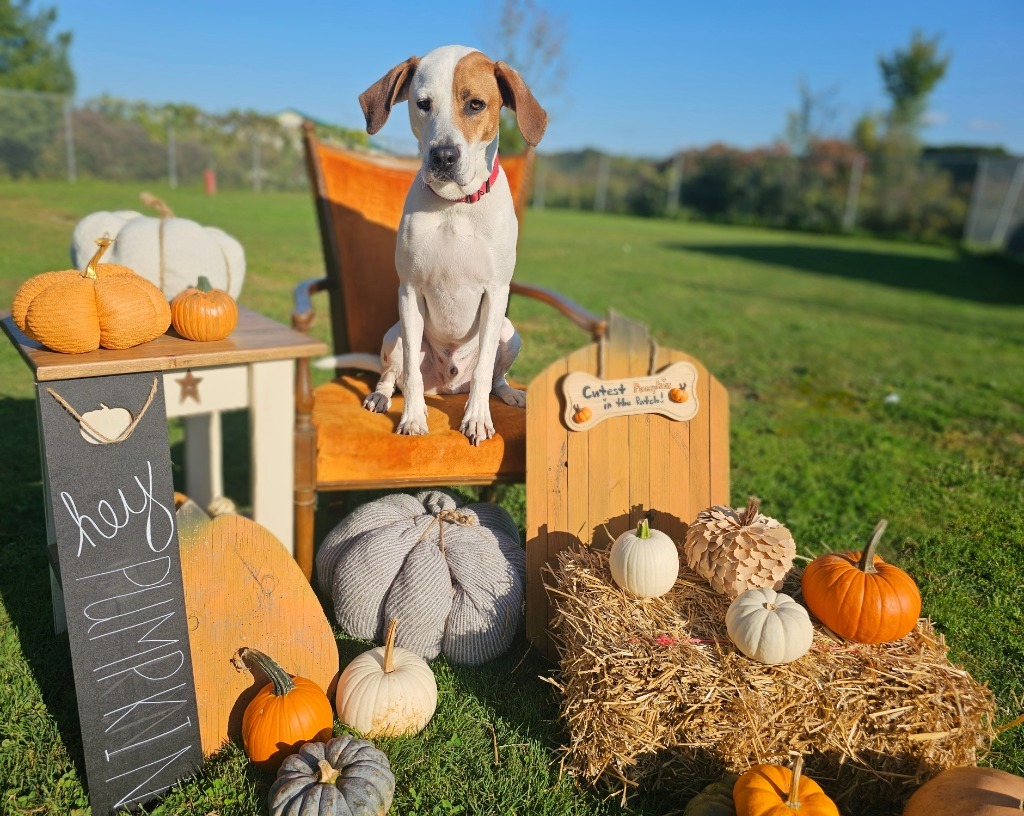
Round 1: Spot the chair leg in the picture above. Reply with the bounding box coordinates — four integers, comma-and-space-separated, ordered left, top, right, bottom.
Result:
482, 484, 499, 503
294, 357, 317, 580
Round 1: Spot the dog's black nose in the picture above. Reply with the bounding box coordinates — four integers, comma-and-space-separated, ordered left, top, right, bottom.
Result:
429, 146, 460, 173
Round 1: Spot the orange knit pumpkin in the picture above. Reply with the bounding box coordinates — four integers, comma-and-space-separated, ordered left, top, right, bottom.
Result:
733, 756, 839, 816
801, 519, 921, 644
11, 237, 170, 354
238, 648, 334, 773
170, 275, 239, 341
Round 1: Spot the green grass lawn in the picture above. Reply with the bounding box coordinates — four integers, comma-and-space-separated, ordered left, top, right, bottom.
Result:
0, 180, 1021, 815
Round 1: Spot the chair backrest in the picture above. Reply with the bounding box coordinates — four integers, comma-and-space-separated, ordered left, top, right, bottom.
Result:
302, 121, 536, 356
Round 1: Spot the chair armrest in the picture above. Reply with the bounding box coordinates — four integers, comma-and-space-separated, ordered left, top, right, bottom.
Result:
510, 281, 607, 341
292, 277, 330, 332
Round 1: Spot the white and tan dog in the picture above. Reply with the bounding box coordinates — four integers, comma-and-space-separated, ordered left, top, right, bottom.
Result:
358, 45, 547, 445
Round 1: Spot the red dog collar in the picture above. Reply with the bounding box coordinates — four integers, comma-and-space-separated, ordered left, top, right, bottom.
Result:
426, 156, 501, 204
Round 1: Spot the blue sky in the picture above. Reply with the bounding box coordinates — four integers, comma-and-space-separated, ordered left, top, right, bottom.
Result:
51, 0, 1023, 157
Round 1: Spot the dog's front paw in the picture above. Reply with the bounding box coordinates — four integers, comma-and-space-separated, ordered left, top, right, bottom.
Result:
397, 404, 429, 436
493, 383, 526, 408
460, 403, 495, 446
363, 391, 392, 413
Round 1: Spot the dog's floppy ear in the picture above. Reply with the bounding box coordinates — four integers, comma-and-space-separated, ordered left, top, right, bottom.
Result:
494, 61, 547, 146
359, 56, 420, 135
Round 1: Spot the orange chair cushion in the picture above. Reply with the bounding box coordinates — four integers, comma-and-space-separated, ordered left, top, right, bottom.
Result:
312, 374, 527, 488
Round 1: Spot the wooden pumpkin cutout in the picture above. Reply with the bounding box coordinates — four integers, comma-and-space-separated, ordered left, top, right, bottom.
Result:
176, 499, 339, 755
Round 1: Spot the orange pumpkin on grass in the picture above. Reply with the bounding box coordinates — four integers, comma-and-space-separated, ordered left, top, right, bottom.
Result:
733, 755, 839, 816
12, 237, 170, 354
801, 519, 921, 644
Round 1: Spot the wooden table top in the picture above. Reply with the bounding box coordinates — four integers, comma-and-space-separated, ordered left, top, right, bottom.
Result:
1, 307, 329, 382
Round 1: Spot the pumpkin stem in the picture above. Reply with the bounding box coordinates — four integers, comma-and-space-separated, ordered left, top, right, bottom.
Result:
636, 518, 651, 539
83, 237, 114, 279
786, 753, 804, 808
237, 648, 296, 696
196, 275, 214, 293
383, 618, 399, 674
856, 519, 888, 575
140, 191, 175, 219
740, 496, 762, 526
316, 758, 340, 785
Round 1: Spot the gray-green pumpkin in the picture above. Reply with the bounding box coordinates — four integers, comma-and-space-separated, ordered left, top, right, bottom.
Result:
683, 774, 738, 816
268, 735, 395, 816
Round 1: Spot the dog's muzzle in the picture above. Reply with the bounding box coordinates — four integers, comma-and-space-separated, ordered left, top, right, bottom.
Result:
428, 145, 460, 180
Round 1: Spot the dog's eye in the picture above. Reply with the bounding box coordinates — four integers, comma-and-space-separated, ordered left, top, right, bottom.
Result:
468, 99, 485, 112
416, 99, 431, 112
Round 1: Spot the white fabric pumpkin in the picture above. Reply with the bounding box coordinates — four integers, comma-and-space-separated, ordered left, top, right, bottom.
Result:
336, 620, 437, 738
609, 519, 680, 598
70, 205, 245, 301
725, 587, 813, 665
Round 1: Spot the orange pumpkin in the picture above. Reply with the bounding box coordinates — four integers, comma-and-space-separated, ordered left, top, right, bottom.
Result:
170, 275, 239, 341
669, 383, 689, 403
238, 648, 334, 772
573, 404, 593, 424
733, 756, 839, 816
801, 519, 921, 644
903, 766, 1024, 816
12, 237, 170, 354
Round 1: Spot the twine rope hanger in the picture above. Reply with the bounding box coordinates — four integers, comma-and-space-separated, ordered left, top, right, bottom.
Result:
413, 507, 476, 555
46, 375, 159, 444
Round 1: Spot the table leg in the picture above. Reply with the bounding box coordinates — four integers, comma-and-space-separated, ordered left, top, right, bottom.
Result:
249, 359, 295, 553
183, 411, 223, 509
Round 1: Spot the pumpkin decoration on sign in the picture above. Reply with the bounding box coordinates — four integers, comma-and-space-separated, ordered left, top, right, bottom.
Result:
317, 490, 526, 665
733, 755, 839, 816
12, 237, 170, 354
669, 383, 690, 403
609, 518, 680, 598
684, 497, 796, 597
170, 275, 239, 341
572, 404, 593, 424
70, 193, 246, 300
236, 648, 334, 772
683, 774, 738, 816
801, 519, 921, 644
903, 766, 1024, 816
268, 735, 396, 816
726, 588, 813, 665
335, 619, 437, 738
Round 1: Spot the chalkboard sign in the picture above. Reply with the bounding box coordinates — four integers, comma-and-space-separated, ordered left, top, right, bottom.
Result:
37, 372, 203, 814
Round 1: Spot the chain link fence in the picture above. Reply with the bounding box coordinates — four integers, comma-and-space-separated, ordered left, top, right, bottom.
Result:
2, 88, 1020, 252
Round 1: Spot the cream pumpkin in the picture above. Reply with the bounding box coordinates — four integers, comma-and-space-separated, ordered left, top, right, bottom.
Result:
335, 619, 437, 738
609, 519, 680, 598
726, 588, 813, 665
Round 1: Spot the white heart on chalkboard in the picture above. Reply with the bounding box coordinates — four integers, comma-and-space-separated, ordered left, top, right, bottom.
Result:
79, 404, 134, 445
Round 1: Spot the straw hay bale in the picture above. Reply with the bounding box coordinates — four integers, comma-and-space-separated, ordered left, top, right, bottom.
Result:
545, 545, 997, 813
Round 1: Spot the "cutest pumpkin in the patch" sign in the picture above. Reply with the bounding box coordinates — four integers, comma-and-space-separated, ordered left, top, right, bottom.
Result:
562, 361, 699, 431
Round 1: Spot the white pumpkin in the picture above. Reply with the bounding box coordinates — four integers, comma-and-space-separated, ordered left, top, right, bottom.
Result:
725, 588, 814, 665
335, 619, 437, 738
70, 197, 245, 301
609, 519, 680, 598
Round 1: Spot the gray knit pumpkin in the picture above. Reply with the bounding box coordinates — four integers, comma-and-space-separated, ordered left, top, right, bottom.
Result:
316, 490, 525, 665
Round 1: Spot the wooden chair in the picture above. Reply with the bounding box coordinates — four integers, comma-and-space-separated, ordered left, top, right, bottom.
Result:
291, 121, 606, 577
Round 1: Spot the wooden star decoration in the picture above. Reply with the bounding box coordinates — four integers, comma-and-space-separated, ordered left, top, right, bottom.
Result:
177, 370, 203, 404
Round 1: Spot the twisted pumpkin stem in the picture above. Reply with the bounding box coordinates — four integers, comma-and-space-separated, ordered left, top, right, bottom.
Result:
856, 519, 888, 575
84, 237, 114, 279
383, 619, 399, 674
316, 758, 340, 784
740, 496, 762, 526
237, 647, 296, 696
787, 753, 804, 808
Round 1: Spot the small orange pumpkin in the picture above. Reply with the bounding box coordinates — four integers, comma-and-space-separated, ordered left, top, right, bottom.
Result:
12, 237, 170, 354
801, 519, 921, 644
238, 647, 334, 772
170, 275, 239, 341
669, 383, 689, 403
733, 755, 839, 816
572, 404, 592, 424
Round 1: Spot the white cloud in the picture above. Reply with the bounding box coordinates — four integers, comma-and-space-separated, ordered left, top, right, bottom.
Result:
968, 118, 1004, 133
922, 111, 949, 126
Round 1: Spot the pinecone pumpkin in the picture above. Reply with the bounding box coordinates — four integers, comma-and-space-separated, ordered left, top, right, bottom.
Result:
684, 496, 796, 596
